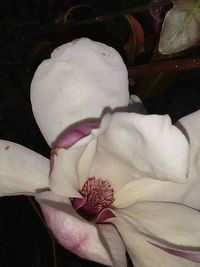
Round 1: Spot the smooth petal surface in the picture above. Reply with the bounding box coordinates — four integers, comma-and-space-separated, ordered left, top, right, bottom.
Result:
176, 110, 200, 208
77, 138, 98, 190
117, 202, 200, 248
114, 111, 200, 209
50, 132, 98, 196
131, 238, 199, 267
89, 112, 189, 192
113, 178, 186, 208
0, 140, 49, 196
31, 38, 129, 146
150, 242, 200, 263
158, 0, 200, 54
118, 232, 198, 267
98, 224, 127, 267
50, 147, 83, 197
36, 192, 112, 266
107, 206, 200, 267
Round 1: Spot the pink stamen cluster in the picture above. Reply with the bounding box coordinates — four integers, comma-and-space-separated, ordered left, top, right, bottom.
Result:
78, 177, 114, 217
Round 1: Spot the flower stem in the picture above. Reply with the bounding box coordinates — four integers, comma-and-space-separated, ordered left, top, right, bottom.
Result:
128, 58, 200, 77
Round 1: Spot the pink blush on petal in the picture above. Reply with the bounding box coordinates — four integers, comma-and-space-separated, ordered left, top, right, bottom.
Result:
150, 242, 200, 263
49, 153, 56, 174
50, 121, 99, 173
96, 208, 116, 223
40, 203, 112, 266
72, 197, 86, 210
53, 122, 100, 149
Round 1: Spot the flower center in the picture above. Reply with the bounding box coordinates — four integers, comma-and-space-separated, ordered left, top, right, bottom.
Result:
73, 177, 114, 220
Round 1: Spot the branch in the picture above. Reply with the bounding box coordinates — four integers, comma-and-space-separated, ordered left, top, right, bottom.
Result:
44, 0, 171, 32
128, 58, 200, 77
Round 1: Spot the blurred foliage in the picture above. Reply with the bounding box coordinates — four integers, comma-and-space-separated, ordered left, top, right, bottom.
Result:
158, 0, 200, 54
123, 15, 144, 64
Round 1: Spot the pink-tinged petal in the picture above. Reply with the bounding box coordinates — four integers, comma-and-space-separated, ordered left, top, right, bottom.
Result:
0, 140, 49, 196
53, 121, 100, 149
150, 242, 200, 263
176, 110, 200, 209
127, 233, 198, 267
107, 209, 199, 267
50, 134, 97, 197
96, 208, 116, 223
31, 38, 129, 146
72, 197, 86, 210
36, 192, 112, 266
49, 153, 55, 174
98, 224, 127, 267
89, 112, 189, 192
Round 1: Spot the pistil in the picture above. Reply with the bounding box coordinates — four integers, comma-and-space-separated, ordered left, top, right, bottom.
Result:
73, 177, 114, 220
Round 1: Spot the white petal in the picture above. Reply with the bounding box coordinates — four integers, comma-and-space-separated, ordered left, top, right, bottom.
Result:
77, 138, 97, 190
31, 38, 129, 146
107, 206, 200, 267
131, 238, 199, 267
149, 243, 200, 264
89, 112, 189, 192
111, 111, 200, 209
0, 140, 49, 196
36, 191, 112, 266
50, 134, 97, 197
176, 110, 200, 208
120, 232, 198, 267
50, 147, 83, 198
113, 178, 186, 208
117, 202, 200, 248
98, 224, 127, 267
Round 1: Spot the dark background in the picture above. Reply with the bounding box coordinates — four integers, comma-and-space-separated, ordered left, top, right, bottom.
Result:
0, 1, 199, 267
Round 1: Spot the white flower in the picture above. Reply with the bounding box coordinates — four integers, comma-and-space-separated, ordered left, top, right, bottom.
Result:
1, 38, 200, 267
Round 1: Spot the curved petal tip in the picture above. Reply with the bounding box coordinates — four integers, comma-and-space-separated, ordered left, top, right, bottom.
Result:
149, 242, 200, 263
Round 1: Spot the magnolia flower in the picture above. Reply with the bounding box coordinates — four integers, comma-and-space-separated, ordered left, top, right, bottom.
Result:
1, 38, 200, 267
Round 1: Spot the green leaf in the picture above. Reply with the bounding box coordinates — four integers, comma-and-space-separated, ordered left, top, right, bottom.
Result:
158, 0, 200, 54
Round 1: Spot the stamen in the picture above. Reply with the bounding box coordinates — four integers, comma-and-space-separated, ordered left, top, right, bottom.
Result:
77, 177, 114, 218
